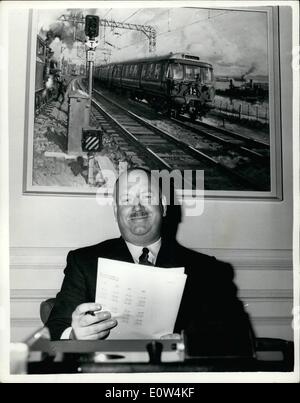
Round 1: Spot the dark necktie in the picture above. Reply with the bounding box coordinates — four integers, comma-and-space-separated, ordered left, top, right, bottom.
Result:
139, 247, 153, 266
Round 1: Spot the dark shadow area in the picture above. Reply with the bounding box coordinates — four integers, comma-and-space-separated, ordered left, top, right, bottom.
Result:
44, 126, 67, 152
68, 156, 88, 183
161, 178, 182, 242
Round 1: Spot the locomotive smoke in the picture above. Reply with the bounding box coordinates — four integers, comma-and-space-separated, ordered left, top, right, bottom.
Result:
38, 9, 89, 71
45, 76, 54, 89
45, 23, 75, 49
40, 8, 91, 49
241, 63, 257, 80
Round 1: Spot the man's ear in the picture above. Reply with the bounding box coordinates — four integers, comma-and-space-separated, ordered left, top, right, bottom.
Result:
113, 200, 118, 221
161, 195, 167, 217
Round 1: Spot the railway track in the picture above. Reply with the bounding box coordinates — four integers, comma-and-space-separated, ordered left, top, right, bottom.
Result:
171, 115, 270, 162
89, 88, 270, 191
105, 83, 270, 164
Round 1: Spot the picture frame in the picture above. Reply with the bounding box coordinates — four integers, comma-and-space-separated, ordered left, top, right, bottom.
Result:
23, 6, 283, 199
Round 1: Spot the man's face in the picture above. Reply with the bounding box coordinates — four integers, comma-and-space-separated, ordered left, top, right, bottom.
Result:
114, 170, 166, 246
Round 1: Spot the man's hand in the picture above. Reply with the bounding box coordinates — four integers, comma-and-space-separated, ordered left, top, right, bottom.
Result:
70, 303, 117, 340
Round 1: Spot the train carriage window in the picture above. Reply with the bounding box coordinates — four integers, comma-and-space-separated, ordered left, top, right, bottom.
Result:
154, 63, 161, 80
147, 63, 155, 80
113, 65, 121, 77
141, 64, 147, 79
132, 64, 138, 78
161, 62, 167, 79
142, 64, 151, 80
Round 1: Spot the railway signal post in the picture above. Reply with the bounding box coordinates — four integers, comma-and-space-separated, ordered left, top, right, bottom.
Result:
85, 15, 99, 100
84, 15, 101, 185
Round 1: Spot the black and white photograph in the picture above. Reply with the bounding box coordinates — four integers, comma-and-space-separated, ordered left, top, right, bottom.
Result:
0, 0, 299, 384
24, 5, 282, 197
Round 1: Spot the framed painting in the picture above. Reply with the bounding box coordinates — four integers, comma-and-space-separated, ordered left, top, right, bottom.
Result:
24, 5, 282, 199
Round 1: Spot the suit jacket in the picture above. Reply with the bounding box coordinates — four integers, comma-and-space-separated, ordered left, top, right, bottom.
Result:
46, 237, 254, 355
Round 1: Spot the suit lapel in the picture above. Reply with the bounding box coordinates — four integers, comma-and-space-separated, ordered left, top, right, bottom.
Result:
115, 237, 134, 263
155, 239, 183, 268
98, 237, 134, 263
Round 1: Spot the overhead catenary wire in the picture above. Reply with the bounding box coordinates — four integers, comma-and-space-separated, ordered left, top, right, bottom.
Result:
121, 9, 142, 23
116, 10, 228, 52
102, 9, 112, 19
105, 9, 143, 41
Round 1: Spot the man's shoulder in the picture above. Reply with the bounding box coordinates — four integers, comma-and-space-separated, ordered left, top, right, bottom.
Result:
68, 237, 123, 259
173, 241, 234, 280
173, 241, 216, 263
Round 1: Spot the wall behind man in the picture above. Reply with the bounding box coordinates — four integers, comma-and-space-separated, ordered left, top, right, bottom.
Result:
9, 7, 293, 342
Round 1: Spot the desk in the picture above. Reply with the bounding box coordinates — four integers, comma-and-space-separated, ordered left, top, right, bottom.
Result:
28, 358, 292, 374
26, 339, 294, 374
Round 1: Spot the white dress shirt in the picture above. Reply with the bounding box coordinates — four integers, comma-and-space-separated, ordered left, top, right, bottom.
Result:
60, 238, 162, 339
125, 238, 161, 265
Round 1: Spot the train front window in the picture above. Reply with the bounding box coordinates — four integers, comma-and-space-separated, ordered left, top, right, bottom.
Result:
184, 65, 213, 82
167, 63, 184, 80
185, 66, 201, 80
200, 67, 213, 83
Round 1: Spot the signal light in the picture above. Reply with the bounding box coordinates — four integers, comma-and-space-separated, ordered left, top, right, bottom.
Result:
85, 15, 99, 39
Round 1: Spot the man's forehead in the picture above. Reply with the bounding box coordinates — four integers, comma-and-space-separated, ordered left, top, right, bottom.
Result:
117, 170, 159, 193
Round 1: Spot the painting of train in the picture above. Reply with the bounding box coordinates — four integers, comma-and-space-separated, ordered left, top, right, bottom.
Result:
24, 6, 282, 198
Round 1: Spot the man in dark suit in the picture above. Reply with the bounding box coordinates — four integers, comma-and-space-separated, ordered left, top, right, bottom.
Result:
46, 168, 253, 355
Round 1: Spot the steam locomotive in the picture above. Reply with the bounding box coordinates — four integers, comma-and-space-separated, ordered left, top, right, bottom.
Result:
35, 35, 60, 113
93, 53, 215, 120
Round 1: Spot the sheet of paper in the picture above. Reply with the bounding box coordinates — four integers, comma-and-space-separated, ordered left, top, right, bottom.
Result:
95, 258, 187, 339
